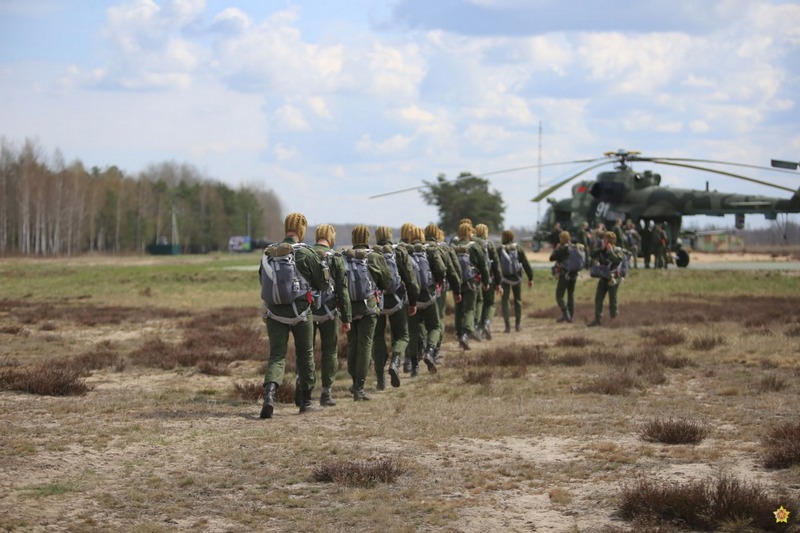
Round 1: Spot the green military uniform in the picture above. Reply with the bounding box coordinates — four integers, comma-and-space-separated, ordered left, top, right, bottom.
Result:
260, 235, 328, 418
474, 232, 501, 339
589, 245, 623, 326
311, 242, 352, 406
406, 237, 448, 374
652, 225, 668, 269
372, 237, 419, 389
500, 239, 534, 331
549, 244, 577, 323
345, 241, 392, 400
429, 234, 462, 361
454, 236, 490, 349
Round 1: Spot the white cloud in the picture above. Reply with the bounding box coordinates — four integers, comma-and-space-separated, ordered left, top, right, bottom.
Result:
274, 104, 310, 131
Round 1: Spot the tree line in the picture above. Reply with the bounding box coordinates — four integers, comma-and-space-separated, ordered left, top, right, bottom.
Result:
0, 139, 284, 255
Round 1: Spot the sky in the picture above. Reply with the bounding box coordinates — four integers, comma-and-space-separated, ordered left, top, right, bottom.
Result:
1, 0, 799, 232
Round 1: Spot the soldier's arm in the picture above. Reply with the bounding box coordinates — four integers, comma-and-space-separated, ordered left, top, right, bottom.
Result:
472, 245, 490, 283
397, 248, 419, 306
429, 247, 447, 284
332, 255, 352, 323
488, 244, 502, 285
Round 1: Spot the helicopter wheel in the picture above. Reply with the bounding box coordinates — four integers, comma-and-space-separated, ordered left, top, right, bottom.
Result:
675, 249, 690, 268
531, 240, 541, 253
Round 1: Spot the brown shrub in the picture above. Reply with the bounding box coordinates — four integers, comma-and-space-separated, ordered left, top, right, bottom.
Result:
573, 371, 638, 395
618, 473, 798, 531
0, 361, 93, 396
232, 381, 263, 402
312, 458, 406, 487
691, 334, 726, 351
551, 352, 587, 367
554, 335, 590, 348
197, 360, 230, 376
128, 338, 179, 369
762, 421, 800, 469
478, 344, 547, 367
757, 375, 788, 393
638, 417, 708, 445
638, 327, 686, 347
463, 369, 493, 385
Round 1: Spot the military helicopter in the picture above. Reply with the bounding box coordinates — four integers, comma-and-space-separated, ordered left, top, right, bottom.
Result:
528, 150, 800, 266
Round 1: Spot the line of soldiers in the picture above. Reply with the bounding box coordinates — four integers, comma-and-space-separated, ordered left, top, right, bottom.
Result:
571, 218, 669, 269
258, 213, 535, 419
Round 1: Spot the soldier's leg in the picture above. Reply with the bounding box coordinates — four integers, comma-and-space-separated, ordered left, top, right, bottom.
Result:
355, 313, 377, 390
593, 280, 608, 322
318, 319, 339, 389
421, 305, 442, 373
264, 318, 290, 385
609, 284, 619, 318
387, 309, 408, 387
474, 286, 484, 331
555, 277, 567, 313
346, 319, 359, 386
481, 284, 496, 338
501, 282, 512, 332
462, 288, 478, 338
372, 314, 389, 390
513, 283, 523, 330
407, 311, 422, 376
566, 277, 577, 320
292, 319, 316, 392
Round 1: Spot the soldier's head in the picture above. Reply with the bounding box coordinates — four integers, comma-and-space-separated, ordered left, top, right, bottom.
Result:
475, 224, 489, 239
437, 228, 446, 243
284, 212, 307, 242
502, 230, 514, 244
605, 231, 617, 245
615, 218, 622, 227
315, 224, 336, 248
458, 222, 473, 242
581, 221, 589, 230
400, 222, 415, 243
459, 218, 473, 227
375, 226, 393, 243
411, 227, 425, 244
424, 223, 439, 242
352, 225, 370, 246
559, 231, 571, 245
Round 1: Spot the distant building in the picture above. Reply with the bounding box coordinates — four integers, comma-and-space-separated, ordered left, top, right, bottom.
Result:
692, 232, 745, 253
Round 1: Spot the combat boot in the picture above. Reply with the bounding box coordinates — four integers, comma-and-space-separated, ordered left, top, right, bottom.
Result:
259, 382, 277, 419
403, 356, 411, 374
410, 358, 419, 377
515, 321, 521, 332
294, 376, 302, 407
468, 330, 482, 343
376, 371, 386, 391
353, 380, 371, 401
299, 388, 321, 414
566, 310, 573, 323
388, 354, 401, 388
320, 387, 336, 407
556, 310, 569, 323
458, 333, 470, 351
588, 317, 601, 327
422, 344, 438, 374
483, 320, 493, 340
504, 321, 511, 334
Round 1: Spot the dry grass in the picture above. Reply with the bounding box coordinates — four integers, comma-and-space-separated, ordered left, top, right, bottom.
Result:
2, 259, 800, 531
0, 361, 93, 396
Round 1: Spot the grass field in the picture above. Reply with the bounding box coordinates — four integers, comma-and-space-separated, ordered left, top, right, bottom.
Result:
1, 253, 799, 532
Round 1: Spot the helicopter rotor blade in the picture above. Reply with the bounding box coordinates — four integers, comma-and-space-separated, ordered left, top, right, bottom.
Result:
641, 157, 797, 175
368, 157, 606, 199
647, 160, 795, 193
531, 161, 611, 202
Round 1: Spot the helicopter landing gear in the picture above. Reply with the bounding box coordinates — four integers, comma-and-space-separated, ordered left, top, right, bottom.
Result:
675, 248, 689, 268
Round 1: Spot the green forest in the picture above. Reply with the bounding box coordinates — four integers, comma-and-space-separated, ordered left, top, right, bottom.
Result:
0, 139, 284, 255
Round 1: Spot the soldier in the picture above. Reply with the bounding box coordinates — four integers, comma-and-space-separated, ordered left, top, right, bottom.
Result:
499, 229, 534, 332
474, 223, 503, 339
575, 221, 591, 267
406, 226, 448, 374
612, 219, 625, 253
652, 223, 667, 269
640, 221, 652, 268
259, 212, 328, 419
426, 224, 462, 363
549, 231, 580, 323
372, 226, 419, 389
588, 231, 624, 327
311, 224, 352, 407
624, 219, 641, 269
549, 221, 562, 248
344, 225, 392, 400
453, 222, 490, 349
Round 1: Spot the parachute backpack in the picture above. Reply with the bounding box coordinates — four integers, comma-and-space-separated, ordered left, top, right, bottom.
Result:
343, 248, 381, 317
499, 243, 522, 284
312, 248, 339, 323
377, 244, 404, 315
408, 243, 437, 309
454, 242, 479, 286
614, 247, 632, 279
260, 242, 313, 325
564, 243, 586, 273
